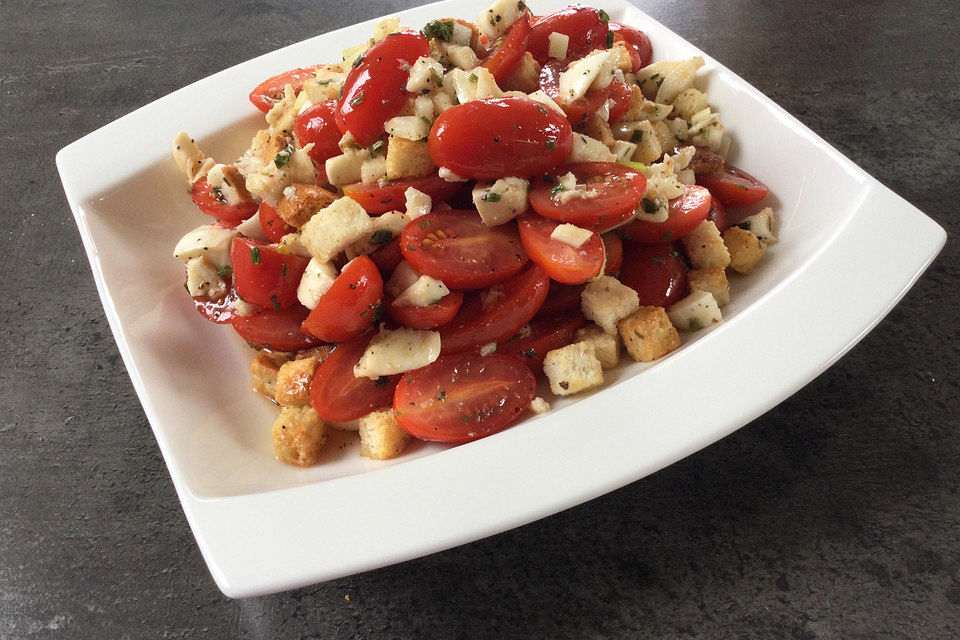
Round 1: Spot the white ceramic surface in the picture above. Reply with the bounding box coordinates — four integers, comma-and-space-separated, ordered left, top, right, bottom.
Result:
56, 0, 945, 597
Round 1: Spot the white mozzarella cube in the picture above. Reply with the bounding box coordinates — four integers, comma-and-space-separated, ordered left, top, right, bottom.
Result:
568, 133, 616, 163
446, 44, 479, 70
324, 150, 365, 186
405, 187, 433, 219
353, 328, 442, 379
185, 257, 226, 298
737, 207, 777, 244
525, 89, 565, 115
478, 0, 526, 42
406, 56, 445, 94
581, 276, 641, 334
173, 224, 238, 267
558, 50, 615, 105
235, 211, 268, 241
386, 261, 422, 298
550, 223, 594, 248
394, 275, 450, 307
472, 177, 530, 226
360, 155, 387, 184
667, 290, 723, 331
296, 258, 338, 309
384, 115, 431, 141
547, 32, 569, 59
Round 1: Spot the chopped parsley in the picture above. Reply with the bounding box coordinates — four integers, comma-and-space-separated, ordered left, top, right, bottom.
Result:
468, 72, 478, 83
536, 105, 548, 115
370, 139, 385, 152
641, 198, 658, 213
483, 192, 502, 202
437, 390, 447, 401
210, 185, 226, 203
545, 138, 556, 150
374, 376, 391, 388
250, 247, 261, 265
688, 318, 703, 331
523, 348, 536, 359
273, 144, 294, 168
651, 256, 665, 265
542, 173, 557, 183
350, 92, 365, 107
371, 302, 385, 323
369, 229, 394, 245
662, 231, 673, 241
417, 218, 431, 229
630, 129, 644, 143
597, 9, 610, 23
605, 31, 615, 48
422, 19, 455, 42
550, 183, 565, 198
217, 265, 232, 278
351, 54, 364, 68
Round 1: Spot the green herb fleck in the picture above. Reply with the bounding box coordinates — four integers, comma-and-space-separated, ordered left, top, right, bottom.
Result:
688, 318, 703, 331
542, 174, 557, 184
421, 115, 432, 125
210, 185, 226, 203
483, 192, 502, 202
217, 265, 232, 278
417, 218, 431, 229
597, 9, 610, 23
375, 376, 390, 388
630, 129, 644, 143
422, 19, 455, 42
605, 31, 614, 48
641, 198, 658, 213
371, 139, 385, 152
437, 390, 447, 401
651, 256, 665, 265
350, 92, 365, 107
536, 105, 548, 115
352, 54, 364, 68
273, 144, 294, 168
371, 302, 385, 323
550, 183, 565, 198
545, 138, 556, 150
662, 231, 673, 241
468, 72, 478, 83
250, 247, 261, 265
523, 348, 536, 358
369, 229, 393, 246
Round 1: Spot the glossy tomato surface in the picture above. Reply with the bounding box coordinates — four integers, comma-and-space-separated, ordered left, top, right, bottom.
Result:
191, 284, 237, 324
619, 185, 713, 243
310, 335, 397, 423
619, 242, 688, 307
230, 238, 309, 310
517, 212, 605, 284
500, 312, 586, 371
527, 7, 609, 64
301, 255, 383, 342
482, 13, 530, 83
293, 100, 343, 181
369, 238, 404, 276
257, 201, 295, 243
607, 79, 633, 124
539, 60, 611, 125
249, 65, 323, 113
536, 281, 585, 317
696, 164, 770, 208
428, 97, 573, 180
190, 177, 258, 227
529, 162, 646, 231
609, 23, 653, 70
231, 305, 319, 352
343, 173, 461, 215
387, 290, 464, 330
602, 232, 623, 275
393, 353, 536, 442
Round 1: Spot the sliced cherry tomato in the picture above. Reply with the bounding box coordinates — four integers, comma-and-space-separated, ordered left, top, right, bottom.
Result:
336, 31, 429, 147
400, 210, 528, 289
517, 212, 605, 284
527, 7, 609, 64
706, 195, 731, 232
607, 79, 633, 124
536, 281, 584, 317
310, 335, 398, 423
619, 241, 688, 307
609, 23, 652, 70
618, 184, 713, 243
529, 162, 646, 231
538, 60, 611, 125
369, 238, 404, 276
258, 202, 295, 243
482, 14, 531, 83
190, 177, 258, 227
602, 232, 623, 275
231, 238, 309, 310
293, 100, 342, 182
393, 353, 536, 443
231, 305, 319, 352
500, 312, 586, 372
428, 97, 573, 180
439, 264, 549, 354
342, 173, 462, 215
188, 275, 237, 324
301, 255, 383, 343
249, 65, 323, 113
387, 290, 464, 330
696, 165, 769, 208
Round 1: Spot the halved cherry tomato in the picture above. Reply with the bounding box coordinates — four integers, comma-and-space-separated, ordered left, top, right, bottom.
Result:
527, 7, 610, 64
602, 232, 623, 275
301, 255, 383, 343
611, 32, 641, 72
696, 165, 769, 208
539, 60, 611, 125
258, 202, 295, 243
188, 274, 237, 324
482, 14, 531, 83
249, 65, 323, 113
607, 79, 633, 124
619, 242, 688, 307
428, 97, 573, 180
393, 353, 536, 442
500, 312, 586, 372
529, 162, 646, 231
609, 23, 652, 70
387, 290, 464, 330
342, 173, 462, 215
231, 305, 319, 352
706, 195, 731, 232
231, 238, 309, 310
618, 185, 713, 243
369, 238, 404, 276
400, 211, 528, 289
439, 264, 549, 354
517, 212, 605, 284
336, 31, 429, 147
190, 177, 258, 227
536, 281, 584, 317
294, 100, 342, 182
310, 335, 398, 423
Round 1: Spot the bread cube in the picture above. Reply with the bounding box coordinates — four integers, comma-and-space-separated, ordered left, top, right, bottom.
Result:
358, 409, 411, 460
529, 397, 551, 414
723, 226, 766, 274
296, 344, 334, 362
271, 405, 328, 467
274, 356, 320, 406
385, 137, 434, 180
581, 275, 640, 334
277, 183, 338, 228
542, 342, 604, 396
299, 197, 373, 263
687, 266, 730, 306
500, 52, 541, 93
575, 324, 620, 369
618, 306, 681, 362
250, 352, 291, 398
682, 220, 730, 269
579, 113, 615, 147
629, 121, 662, 164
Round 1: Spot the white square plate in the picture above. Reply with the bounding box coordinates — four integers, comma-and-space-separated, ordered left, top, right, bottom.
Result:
57, 0, 945, 597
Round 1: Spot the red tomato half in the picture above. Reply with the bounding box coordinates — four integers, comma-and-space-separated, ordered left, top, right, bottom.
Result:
527, 7, 610, 64
539, 60, 611, 125
607, 79, 633, 124
609, 23, 652, 70
536, 281, 584, 317
258, 202, 295, 243
400, 210, 528, 289
428, 97, 573, 180
301, 255, 383, 343
310, 335, 398, 423
619, 185, 713, 243
230, 238, 309, 310
369, 238, 404, 276
190, 281, 237, 324
231, 305, 319, 352
294, 100, 343, 182
696, 165, 769, 208
387, 290, 464, 330
249, 65, 323, 113
342, 173, 461, 215
482, 13, 531, 83
517, 212, 605, 284
190, 177, 258, 227
602, 232, 623, 275
619, 242, 688, 307
336, 31, 429, 147
439, 264, 549, 354
529, 162, 646, 231
706, 195, 731, 232
500, 312, 586, 372
393, 353, 536, 443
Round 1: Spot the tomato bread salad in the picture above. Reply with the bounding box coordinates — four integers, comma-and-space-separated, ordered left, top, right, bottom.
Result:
171, 1, 777, 467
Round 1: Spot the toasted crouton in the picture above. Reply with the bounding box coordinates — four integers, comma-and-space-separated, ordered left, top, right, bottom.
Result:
271, 405, 328, 466
611, 40, 634, 72
250, 352, 291, 398
618, 306, 681, 362
501, 52, 542, 93
543, 342, 604, 396
688, 266, 731, 306
581, 275, 640, 335
579, 113, 615, 148
385, 137, 434, 181
682, 220, 730, 269
575, 324, 621, 369
622, 85, 646, 122
252, 130, 293, 165
296, 344, 334, 362
274, 357, 320, 406
277, 183, 338, 228
358, 409, 411, 460
299, 196, 374, 262
723, 226, 767, 274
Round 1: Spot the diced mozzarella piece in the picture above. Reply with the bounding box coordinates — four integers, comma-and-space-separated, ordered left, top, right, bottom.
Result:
525, 89, 565, 115
478, 0, 526, 42
472, 177, 530, 226
550, 223, 593, 248
299, 197, 374, 262
558, 172, 577, 191
296, 258, 338, 309
346, 210, 409, 259
667, 290, 722, 331
479, 342, 497, 356
235, 211, 268, 241
394, 275, 450, 307
360, 155, 387, 184
374, 17, 401, 40
405, 187, 433, 219
636, 60, 681, 96
386, 261, 422, 298
568, 133, 616, 163
324, 150, 365, 186
431, 90, 455, 115
338, 131, 360, 152
557, 50, 615, 105
265, 85, 297, 135
245, 143, 316, 207
529, 397, 551, 414
611, 140, 638, 162
450, 21, 473, 46
547, 32, 569, 59
677, 168, 696, 185
277, 232, 312, 258
414, 95, 435, 122
656, 56, 705, 105
173, 224, 238, 267
438, 167, 468, 182
172, 131, 214, 184
342, 42, 369, 70
406, 56, 445, 93
474, 67, 503, 100
738, 207, 777, 244
446, 44, 479, 70
185, 257, 226, 298
353, 328, 442, 379
203, 164, 241, 206
384, 115, 431, 141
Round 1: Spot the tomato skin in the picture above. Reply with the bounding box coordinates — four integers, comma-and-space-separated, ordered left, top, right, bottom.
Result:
310, 335, 398, 423
529, 162, 646, 231
301, 255, 383, 343
619, 242, 688, 307
336, 31, 429, 147
439, 264, 549, 354
517, 212, 605, 284
536, 281, 584, 317
619, 185, 713, 243
602, 232, 623, 275
190, 177, 258, 227
500, 312, 586, 372
387, 290, 464, 329
609, 23, 652, 70
342, 173, 461, 215
193, 292, 237, 324
527, 7, 609, 64
607, 79, 633, 124
249, 65, 323, 113
369, 238, 404, 276
231, 305, 320, 352
706, 195, 731, 232
538, 60, 611, 125
400, 210, 529, 290
482, 13, 531, 83
696, 165, 770, 208
231, 238, 309, 310
428, 97, 573, 180
393, 353, 536, 443
293, 100, 342, 182
257, 202, 295, 243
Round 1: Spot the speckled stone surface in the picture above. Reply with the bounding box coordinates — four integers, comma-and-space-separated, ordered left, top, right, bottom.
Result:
2, 0, 958, 637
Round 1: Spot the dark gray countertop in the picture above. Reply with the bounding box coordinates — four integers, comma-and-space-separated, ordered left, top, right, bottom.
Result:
3, 0, 958, 637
